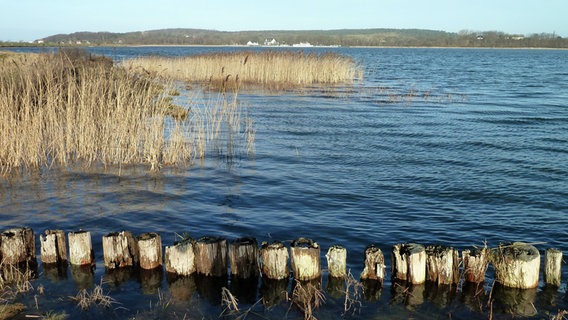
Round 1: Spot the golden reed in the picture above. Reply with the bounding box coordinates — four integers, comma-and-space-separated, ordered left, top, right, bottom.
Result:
0, 50, 253, 174
122, 50, 363, 90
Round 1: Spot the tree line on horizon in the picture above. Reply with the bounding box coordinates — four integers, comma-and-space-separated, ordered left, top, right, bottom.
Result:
2, 28, 567, 48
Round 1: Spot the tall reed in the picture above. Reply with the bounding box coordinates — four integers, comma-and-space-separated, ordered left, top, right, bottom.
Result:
0, 50, 254, 174
122, 51, 363, 90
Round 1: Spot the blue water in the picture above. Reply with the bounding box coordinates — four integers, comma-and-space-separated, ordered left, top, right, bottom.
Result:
1, 46, 568, 319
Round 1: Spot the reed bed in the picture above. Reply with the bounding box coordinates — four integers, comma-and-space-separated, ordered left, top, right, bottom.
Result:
122, 51, 363, 90
0, 50, 254, 174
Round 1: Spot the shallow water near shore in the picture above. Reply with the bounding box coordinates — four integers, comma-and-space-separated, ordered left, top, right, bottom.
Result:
2, 46, 568, 319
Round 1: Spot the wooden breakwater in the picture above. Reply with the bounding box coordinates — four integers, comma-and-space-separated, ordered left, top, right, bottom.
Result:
0, 227, 563, 305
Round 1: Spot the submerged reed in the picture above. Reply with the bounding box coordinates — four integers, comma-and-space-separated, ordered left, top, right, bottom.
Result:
122, 50, 363, 90
0, 50, 254, 174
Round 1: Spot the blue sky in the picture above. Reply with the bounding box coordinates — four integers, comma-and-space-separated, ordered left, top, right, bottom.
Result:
2, 0, 567, 41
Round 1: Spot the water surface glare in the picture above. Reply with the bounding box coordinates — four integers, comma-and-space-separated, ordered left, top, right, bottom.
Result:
1, 47, 568, 319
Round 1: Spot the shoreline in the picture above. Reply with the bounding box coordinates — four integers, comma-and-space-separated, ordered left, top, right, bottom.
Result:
1, 43, 567, 51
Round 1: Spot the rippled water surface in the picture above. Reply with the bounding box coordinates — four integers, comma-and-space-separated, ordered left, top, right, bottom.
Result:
2, 47, 568, 319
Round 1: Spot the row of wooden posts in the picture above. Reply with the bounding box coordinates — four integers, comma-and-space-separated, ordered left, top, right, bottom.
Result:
0, 227, 563, 290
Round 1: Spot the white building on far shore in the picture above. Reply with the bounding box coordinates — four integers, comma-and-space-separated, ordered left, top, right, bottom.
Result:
292, 42, 313, 47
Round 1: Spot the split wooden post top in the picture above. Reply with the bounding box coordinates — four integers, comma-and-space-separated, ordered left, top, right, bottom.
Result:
392, 243, 426, 285
40, 229, 67, 265
360, 244, 385, 284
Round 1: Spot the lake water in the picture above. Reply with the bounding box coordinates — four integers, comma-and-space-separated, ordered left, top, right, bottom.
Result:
1, 46, 568, 319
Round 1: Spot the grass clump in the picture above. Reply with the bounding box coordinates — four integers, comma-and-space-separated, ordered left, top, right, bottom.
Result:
69, 282, 116, 310
123, 50, 363, 90
0, 262, 34, 298
0, 261, 35, 319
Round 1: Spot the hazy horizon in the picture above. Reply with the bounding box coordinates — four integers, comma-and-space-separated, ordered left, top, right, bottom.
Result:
2, 0, 567, 41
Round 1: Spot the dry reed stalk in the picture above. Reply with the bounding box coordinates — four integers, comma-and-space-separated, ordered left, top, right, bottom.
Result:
291, 280, 326, 320
122, 51, 362, 90
220, 287, 239, 316
343, 271, 363, 316
0, 260, 34, 295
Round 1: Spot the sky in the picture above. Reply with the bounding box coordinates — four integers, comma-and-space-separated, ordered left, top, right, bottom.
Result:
2, 0, 567, 41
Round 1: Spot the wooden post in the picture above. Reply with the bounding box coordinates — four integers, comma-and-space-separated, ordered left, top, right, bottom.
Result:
40, 230, 67, 265
137, 232, 162, 270
68, 230, 94, 267
392, 243, 426, 284
492, 242, 540, 289
544, 248, 562, 287
360, 244, 385, 285
326, 245, 347, 278
1, 227, 35, 265
260, 241, 289, 280
290, 237, 321, 281
102, 231, 139, 269
392, 243, 408, 282
165, 238, 196, 276
194, 236, 227, 277
462, 246, 489, 283
229, 237, 259, 279
425, 245, 459, 285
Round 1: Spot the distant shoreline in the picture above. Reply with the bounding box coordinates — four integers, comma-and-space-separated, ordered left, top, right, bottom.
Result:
2, 44, 567, 51
4, 27, 566, 49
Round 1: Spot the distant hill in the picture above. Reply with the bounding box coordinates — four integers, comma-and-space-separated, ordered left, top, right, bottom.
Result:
28, 28, 568, 48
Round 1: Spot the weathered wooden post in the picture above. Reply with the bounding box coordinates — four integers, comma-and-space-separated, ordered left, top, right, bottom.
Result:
40, 230, 67, 265
544, 248, 562, 287
260, 241, 289, 280
194, 236, 227, 277
1, 227, 35, 265
165, 238, 196, 276
102, 231, 139, 269
290, 237, 321, 281
229, 237, 259, 279
392, 243, 426, 284
462, 246, 490, 284
137, 232, 162, 270
68, 230, 94, 267
360, 244, 385, 285
325, 245, 347, 278
492, 242, 540, 289
425, 245, 459, 285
